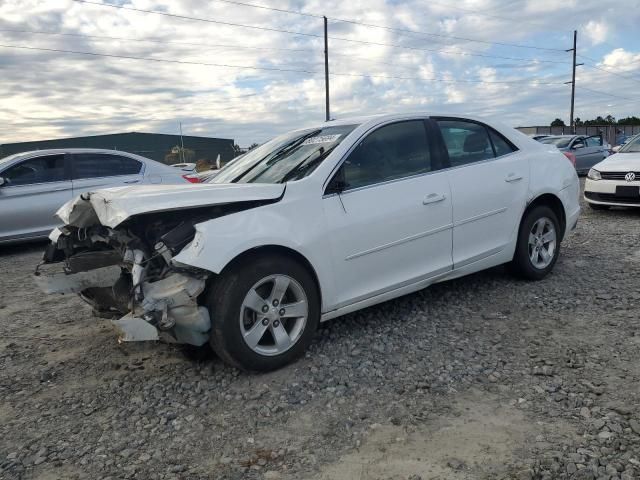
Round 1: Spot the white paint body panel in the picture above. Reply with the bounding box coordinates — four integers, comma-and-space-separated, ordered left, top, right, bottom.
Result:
174, 114, 580, 319
52, 114, 580, 321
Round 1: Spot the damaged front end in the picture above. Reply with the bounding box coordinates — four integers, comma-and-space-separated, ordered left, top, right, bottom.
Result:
34, 183, 286, 347
35, 223, 211, 345
34, 202, 213, 346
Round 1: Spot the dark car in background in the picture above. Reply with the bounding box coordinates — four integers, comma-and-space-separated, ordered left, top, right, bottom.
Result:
538, 135, 609, 174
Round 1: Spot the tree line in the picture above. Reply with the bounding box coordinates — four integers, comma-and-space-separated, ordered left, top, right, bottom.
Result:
550, 116, 640, 127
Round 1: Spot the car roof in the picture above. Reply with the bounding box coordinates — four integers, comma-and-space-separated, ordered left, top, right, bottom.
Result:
297, 112, 521, 135
0, 148, 155, 166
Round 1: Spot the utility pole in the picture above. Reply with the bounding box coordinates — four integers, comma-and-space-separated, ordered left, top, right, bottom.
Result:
565, 30, 583, 133
179, 121, 185, 163
323, 16, 330, 121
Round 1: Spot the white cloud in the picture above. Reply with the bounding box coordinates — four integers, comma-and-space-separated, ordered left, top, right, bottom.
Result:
0, 0, 638, 146
584, 20, 608, 45
601, 48, 640, 70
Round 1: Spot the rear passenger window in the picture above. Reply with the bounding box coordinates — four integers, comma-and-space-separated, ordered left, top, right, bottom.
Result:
3, 155, 66, 186
342, 120, 431, 190
489, 128, 517, 157
437, 120, 494, 167
73, 154, 142, 179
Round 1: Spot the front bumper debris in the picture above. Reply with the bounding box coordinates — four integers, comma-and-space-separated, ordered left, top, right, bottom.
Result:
34, 223, 212, 347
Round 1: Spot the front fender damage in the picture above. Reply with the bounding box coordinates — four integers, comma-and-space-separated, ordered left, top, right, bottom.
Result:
35, 188, 283, 347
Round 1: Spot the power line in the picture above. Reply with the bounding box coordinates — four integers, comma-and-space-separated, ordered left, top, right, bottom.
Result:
0, 27, 567, 76
0, 43, 319, 74
327, 37, 568, 64
0, 27, 568, 80
578, 60, 640, 83
72, 0, 568, 60
72, 0, 323, 39
577, 86, 637, 101
209, 0, 565, 52
0, 28, 318, 54
210, 0, 321, 18
0, 43, 567, 86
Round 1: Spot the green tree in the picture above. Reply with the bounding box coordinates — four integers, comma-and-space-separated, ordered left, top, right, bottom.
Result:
618, 116, 640, 125
550, 118, 565, 127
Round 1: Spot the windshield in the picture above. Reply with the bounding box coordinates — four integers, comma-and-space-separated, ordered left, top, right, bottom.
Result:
619, 135, 640, 153
212, 124, 358, 184
539, 136, 573, 148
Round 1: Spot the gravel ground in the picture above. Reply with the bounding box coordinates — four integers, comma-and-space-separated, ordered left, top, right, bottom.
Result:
1, 179, 639, 480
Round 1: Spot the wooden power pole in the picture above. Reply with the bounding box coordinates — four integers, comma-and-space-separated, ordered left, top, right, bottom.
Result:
324, 16, 330, 121
565, 30, 583, 133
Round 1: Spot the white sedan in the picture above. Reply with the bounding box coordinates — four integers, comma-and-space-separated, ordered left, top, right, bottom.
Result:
585, 134, 640, 209
36, 113, 580, 371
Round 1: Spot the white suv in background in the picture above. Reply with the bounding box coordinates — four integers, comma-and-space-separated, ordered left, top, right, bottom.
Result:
0, 149, 191, 244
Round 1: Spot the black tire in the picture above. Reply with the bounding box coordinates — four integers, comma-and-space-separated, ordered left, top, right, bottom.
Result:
205, 253, 320, 372
588, 203, 610, 210
510, 205, 561, 281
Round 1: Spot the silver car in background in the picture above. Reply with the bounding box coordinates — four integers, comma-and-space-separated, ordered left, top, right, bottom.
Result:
538, 135, 609, 174
0, 148, 191, 244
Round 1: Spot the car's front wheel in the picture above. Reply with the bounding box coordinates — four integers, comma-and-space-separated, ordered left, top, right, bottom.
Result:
510, 205, 561, 280
206, 253, 320, 371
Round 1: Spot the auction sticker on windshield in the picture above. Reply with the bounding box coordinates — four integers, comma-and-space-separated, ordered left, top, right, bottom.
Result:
302, 134, 342, 145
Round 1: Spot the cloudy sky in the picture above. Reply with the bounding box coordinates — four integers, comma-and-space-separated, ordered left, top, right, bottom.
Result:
1, 0, 639, 146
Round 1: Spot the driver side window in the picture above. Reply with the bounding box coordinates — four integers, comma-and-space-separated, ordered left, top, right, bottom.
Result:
341, 120, 431, 190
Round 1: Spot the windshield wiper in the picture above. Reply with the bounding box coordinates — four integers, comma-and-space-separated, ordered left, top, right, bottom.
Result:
280, 144, 336, 183
230, 129, 322, 183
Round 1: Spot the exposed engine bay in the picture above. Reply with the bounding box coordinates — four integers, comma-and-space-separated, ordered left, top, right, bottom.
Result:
35, 212, 213, 345
33, 185, 285, 346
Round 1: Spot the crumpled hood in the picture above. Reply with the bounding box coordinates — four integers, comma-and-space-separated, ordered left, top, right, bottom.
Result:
57, 183, 286, 228
593, 152, 640, 172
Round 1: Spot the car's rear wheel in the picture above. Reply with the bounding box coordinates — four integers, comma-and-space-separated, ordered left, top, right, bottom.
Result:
588, 203, 610, 210
206, 253, 320, 371
510, 205, 561, 280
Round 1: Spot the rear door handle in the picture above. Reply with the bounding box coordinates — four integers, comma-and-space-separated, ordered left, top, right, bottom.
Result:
123, 179, 140, 184
505, 174, 523, 183
423, 193, 446, 205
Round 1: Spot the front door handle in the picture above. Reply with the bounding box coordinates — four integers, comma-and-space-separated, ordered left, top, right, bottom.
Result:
123, 179, 140, 184
505, 174, 523, 183
423, 193, 446, 205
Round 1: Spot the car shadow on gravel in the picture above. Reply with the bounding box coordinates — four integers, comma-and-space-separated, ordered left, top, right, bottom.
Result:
0, 240, 48, 257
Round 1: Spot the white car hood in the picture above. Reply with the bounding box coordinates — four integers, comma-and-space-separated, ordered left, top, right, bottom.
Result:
593, 152, 640, 172
57, 183, 285, 228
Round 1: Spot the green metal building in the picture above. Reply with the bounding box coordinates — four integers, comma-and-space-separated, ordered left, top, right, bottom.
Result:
0, 132, 236, 165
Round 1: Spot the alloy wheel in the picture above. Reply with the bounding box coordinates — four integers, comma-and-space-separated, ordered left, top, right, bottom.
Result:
239, 274, 308, 356
528, 217, 557, 269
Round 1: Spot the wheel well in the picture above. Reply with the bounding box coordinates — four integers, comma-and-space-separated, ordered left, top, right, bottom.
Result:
525, 194, 567, 240
221, 245, 322, 306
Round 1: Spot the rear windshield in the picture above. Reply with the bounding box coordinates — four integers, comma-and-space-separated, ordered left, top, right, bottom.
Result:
212, 124, 358, 184
539, 136, 573, 148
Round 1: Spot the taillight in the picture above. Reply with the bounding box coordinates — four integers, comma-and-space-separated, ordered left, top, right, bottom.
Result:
182, 174, 200, 183
563, 152, 576, 167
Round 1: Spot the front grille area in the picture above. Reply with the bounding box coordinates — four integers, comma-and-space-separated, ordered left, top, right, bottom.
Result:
585, 191, 640, 204
600, 171, 640, 180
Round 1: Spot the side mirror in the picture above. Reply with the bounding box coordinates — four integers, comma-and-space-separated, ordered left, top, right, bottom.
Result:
0, 177, 7, 187
572, 143, 585, 150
